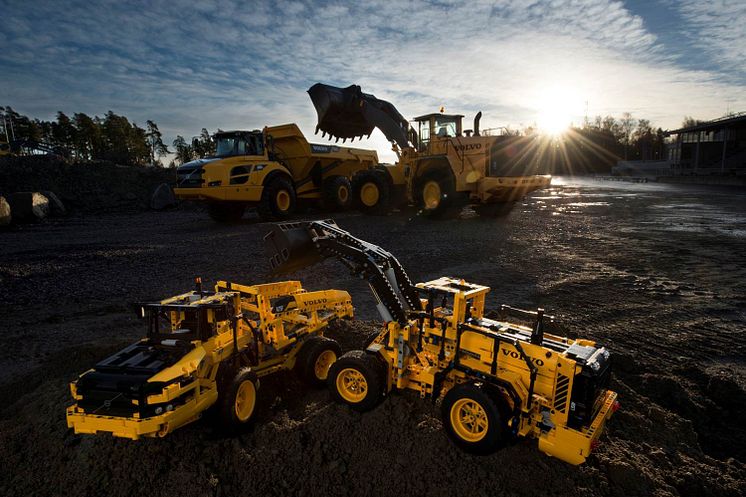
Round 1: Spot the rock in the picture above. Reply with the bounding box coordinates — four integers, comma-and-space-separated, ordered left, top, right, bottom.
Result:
0, 196, 10, 226
41, 191, 67, 216
7, 192, 49, 223
150, 183, 177, 210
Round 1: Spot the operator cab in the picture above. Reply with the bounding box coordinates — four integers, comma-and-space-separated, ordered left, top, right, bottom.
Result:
413, 113, 464, 152
214, 130, 264, 157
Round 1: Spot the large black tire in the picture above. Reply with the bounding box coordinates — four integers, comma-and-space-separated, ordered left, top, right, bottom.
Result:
322, 176, 353, 210
351, 170, 393, 215
294, 336, 342, 387
207, 202, 246, 223
217, 367, 259, 434
257, 175, 296, 220
473, 202, 515, 218
441, 382, 508, 454
414, 168, 458, 217
328, 350, 386, 412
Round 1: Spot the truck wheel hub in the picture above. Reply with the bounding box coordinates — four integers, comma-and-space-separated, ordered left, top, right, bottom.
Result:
314, 350, 337, 380
276, 190, 291, 211
360, 183, 380, 207
451, 399, 488, 442
234, 380, 256, 421
337, 368, 368, 402
423, 180, 441, 209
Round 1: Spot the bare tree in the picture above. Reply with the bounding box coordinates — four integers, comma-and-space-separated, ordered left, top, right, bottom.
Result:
619, 112, 636, 160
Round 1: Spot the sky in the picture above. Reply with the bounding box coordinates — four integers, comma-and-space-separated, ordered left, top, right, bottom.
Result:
1, 0, 745, 162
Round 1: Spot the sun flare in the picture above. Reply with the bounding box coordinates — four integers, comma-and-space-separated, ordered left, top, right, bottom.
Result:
536, 86, 581, 137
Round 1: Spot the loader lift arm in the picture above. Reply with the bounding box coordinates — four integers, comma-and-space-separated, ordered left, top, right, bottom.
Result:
265, 220, 422, 323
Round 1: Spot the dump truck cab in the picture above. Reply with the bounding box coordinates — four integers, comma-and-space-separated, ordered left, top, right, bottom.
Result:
174, 128, 291, 210
214, 130, 265, 158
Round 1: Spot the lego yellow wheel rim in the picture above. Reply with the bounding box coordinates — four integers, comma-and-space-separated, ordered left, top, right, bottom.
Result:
360, 182, 380, 207
422, 180, 441, 209
276, 190, 291, 211
450, 398, 489, 442
338, 184, 350, 203
336, 367, 368, 403
314, 350, 337, 380
234, 380, 256, 422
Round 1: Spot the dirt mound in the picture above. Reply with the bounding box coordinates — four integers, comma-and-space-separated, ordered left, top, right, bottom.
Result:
0, 156, 173, 213
1, 319, 744, 497
1, 178, 745, 496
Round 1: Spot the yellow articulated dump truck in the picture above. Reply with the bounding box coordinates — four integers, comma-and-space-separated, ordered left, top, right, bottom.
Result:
173, 124, 378, 222
66, 278, 353, 439
308, 83, 552, 217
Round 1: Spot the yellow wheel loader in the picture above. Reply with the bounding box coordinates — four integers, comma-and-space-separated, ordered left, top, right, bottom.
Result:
265, 220, 619, 465
66, 279, 353, 439
173, 123, 379, 223
308, 84, 552, 217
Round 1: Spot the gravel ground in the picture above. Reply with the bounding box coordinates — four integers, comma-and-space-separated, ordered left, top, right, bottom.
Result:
1, 177, 744, 497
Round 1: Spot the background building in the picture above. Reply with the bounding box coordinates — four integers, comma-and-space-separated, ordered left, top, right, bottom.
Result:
665, 113, 746, 175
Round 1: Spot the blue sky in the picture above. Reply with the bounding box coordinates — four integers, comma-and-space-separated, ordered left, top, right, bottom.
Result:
1, 0, 745, 161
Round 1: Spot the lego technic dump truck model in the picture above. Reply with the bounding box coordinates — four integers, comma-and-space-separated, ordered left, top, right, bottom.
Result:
265, 220, 618, 464
67, 279, 353, 439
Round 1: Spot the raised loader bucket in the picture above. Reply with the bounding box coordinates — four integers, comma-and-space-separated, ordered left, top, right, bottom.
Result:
307, 83, 411, 149
264, 220, 337, 274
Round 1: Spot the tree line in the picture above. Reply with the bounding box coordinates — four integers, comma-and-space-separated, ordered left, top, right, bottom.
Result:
2, 105, 697, 173
522, 112, 677, 174
1, 106, 170, 166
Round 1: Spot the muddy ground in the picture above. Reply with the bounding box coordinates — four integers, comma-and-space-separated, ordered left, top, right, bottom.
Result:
1, 177, 745, 497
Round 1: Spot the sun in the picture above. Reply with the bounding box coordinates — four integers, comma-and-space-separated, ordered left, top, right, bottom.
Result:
536, 87, 580, 137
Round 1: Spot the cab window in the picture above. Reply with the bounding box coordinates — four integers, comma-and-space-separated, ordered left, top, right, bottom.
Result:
434, 117, 457, 138
418, 120, 430, 152
216, 137, 237, 157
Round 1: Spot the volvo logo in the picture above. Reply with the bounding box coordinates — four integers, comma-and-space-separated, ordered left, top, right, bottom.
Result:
502, 348, 545, 366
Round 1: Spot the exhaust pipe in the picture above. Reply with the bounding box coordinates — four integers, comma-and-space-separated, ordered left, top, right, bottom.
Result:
474, 111, 482, 137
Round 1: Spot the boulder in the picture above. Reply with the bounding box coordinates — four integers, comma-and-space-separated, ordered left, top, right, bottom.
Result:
7, 192, 49, 223
0, 196, 10, 226
150, 183, 177, 210
41, 190, 67, 216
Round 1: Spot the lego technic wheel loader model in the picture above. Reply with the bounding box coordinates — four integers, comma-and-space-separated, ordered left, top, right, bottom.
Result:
67, 279, 353, 439
265, 220, 618, 465
308, 83, 552, 217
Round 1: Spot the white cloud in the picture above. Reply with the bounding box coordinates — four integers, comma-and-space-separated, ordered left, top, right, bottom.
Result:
676, 0, 746, 73
0, 0, 744, 163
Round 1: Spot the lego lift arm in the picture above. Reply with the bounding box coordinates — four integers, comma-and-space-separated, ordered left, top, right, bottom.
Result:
264, 220, 422, 323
